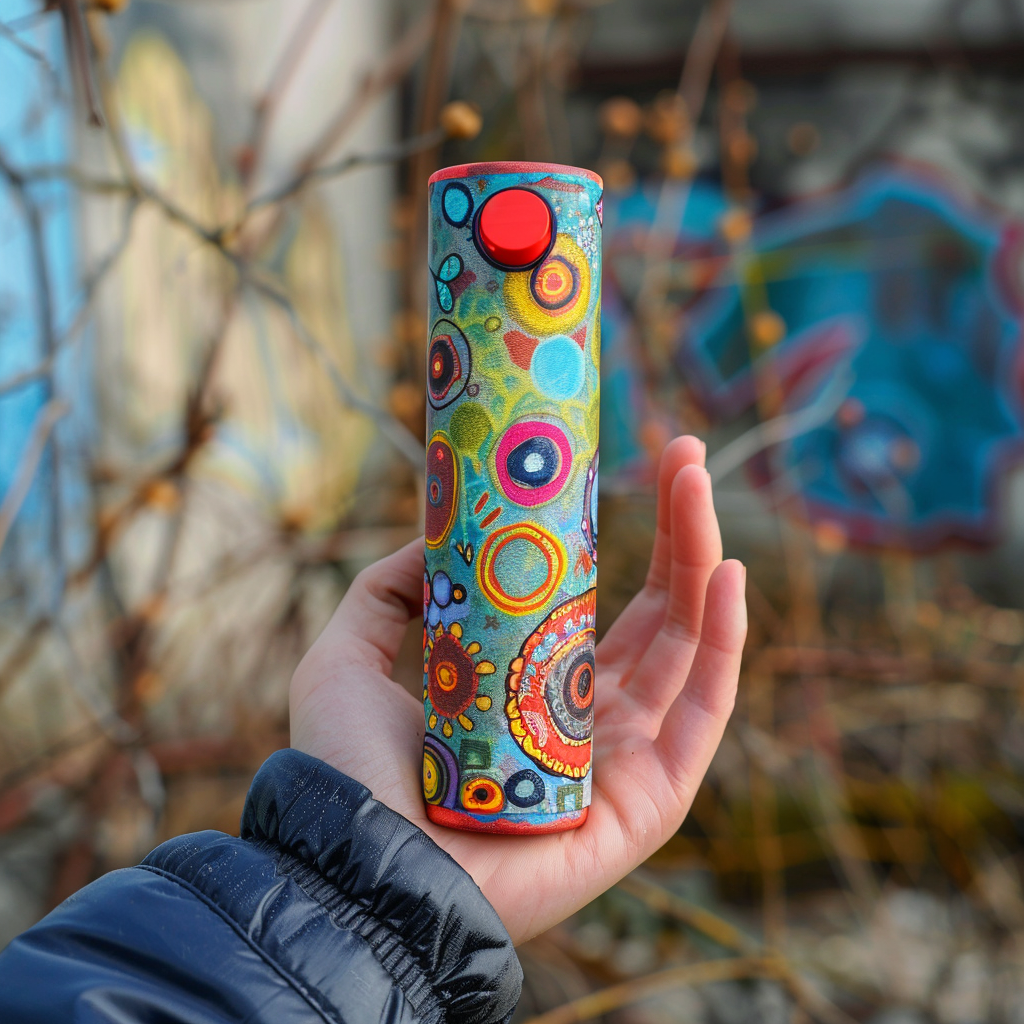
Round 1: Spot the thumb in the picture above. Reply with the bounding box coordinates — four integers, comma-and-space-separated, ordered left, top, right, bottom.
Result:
320, 537, 425, 675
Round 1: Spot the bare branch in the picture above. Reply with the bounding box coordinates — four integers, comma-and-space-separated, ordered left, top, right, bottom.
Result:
55, 0, 104, 126
11, 162, 131, 195
242, 0, 335, 190
0, 197, 137, 399
679, 0, 734, 123
0, 400, 69, 557
301, 3, 437, 172
524, 956, 777, 1024
0, 18, 53, 70
246, 127, 446, 211
250, 276, 424, 467
706, 365, 855, 483
0, 144, 70, 593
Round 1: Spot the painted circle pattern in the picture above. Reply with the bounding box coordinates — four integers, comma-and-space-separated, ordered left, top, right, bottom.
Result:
476, 522, 567, 615
461, 776, 506, 814
423, 736, 458, 807
531, 254, 580, 311
428, 319, 471, 409
550, 645, 595, 742
425, 433, 459, 549
427, 630, 479, 717
504, 768, 545, 808
494, 419, 573, 507
505, 589, 596, 778
503, 234, 591, 335
441, 181, 474, 227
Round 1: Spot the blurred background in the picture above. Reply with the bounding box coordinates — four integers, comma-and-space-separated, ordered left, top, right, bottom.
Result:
3, 0, 1024, 1020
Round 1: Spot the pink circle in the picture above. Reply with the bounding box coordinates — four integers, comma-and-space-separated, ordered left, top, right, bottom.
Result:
494, 420, 573, 507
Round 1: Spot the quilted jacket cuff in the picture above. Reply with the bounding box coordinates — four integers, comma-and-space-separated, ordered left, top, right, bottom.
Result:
239, 748, 523, 1024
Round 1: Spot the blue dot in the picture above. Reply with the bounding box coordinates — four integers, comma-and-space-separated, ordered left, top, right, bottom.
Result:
507, 436, 559, 487
530, 335, 585, 401
432, 571, 453, 608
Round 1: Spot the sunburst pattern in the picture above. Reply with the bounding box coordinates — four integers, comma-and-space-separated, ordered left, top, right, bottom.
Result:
423, 622, 495, 738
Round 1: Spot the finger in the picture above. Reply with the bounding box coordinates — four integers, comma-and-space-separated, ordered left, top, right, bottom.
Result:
662, 465, 723, 643
654, 559, 746, 793
647, 435, 707, 591
572, 563, 744, 918
614, 465, 723, 721
598, 436, 706, 665
323, 537, 424, 673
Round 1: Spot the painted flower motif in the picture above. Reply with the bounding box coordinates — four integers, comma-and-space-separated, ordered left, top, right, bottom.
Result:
423, 622, 496, 738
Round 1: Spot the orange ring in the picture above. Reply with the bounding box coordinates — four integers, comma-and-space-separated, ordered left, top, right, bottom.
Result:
476, 522, 567, 615
461, 776, 505, 814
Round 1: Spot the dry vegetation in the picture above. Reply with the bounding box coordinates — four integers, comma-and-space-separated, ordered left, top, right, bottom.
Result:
1, 2, 1023, 1022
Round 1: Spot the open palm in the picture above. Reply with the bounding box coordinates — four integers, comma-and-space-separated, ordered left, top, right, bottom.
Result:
290, 436, 746, 945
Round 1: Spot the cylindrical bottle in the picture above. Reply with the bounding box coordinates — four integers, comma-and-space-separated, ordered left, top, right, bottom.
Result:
422, 161, 602, 834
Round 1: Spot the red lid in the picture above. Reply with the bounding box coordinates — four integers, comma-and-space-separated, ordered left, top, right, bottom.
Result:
477, 189, 552, 268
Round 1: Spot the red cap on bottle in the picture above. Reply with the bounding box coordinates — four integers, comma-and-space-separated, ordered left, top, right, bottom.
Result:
477, 189, 552, 268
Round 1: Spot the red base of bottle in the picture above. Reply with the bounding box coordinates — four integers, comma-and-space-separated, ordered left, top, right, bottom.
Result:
426, 802, 589, 835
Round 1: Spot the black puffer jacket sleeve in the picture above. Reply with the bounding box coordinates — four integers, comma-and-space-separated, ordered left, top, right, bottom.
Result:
0, 749, 523, 1023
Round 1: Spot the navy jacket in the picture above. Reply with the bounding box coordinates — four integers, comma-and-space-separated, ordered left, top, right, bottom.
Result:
0, 749, 523, 1023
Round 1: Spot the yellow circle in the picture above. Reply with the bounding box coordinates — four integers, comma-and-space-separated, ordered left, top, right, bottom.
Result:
423, 750, 440, 802
504, 234, 591, 336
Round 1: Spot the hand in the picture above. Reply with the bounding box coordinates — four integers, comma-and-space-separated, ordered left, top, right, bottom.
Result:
290, 436, 746, 945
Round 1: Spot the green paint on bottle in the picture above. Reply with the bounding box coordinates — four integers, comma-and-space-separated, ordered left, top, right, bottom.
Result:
449, 401, 493, 455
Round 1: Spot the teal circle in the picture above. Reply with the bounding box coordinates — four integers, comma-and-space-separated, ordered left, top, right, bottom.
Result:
442, 183, 473, 227
530, 335, 585, 401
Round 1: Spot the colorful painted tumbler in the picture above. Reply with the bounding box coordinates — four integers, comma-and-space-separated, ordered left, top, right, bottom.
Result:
422, 161, 602, 834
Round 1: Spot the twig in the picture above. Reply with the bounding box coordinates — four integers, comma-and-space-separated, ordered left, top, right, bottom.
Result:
12, 157, 424, 469
404, 0, 466, 314
0, 617, 50, 702
616, 872, 755, 953
0, 361, 52, 399
523, 956, 775, 1024
706, 364, 854, 483
250, 277, 424, 466
0, 400, 70, 557
237, 2, 438, 262
0, 150, 59, 369
246, 127, 446, 211
634, 0, 734, 386
55, 0, 104, 126
0, 144, 70, 596
0, 401, 69, 561
3, 162, 131, 195
618, 872, 860, 1024
679, 0, 734, 123
0, 17, 53, 70
302, 3, 437, 172
0, 197, 137, 398
241, 0, 335, 190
